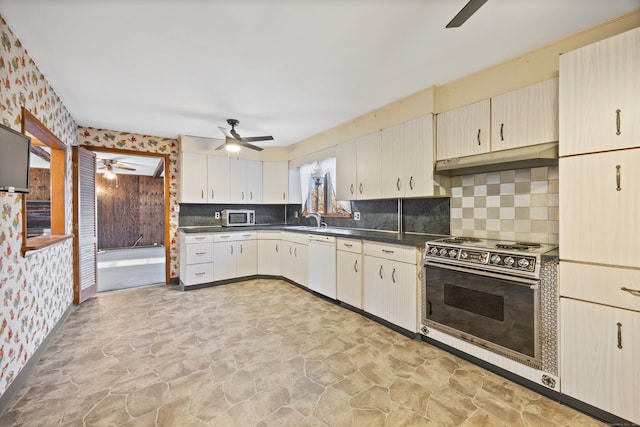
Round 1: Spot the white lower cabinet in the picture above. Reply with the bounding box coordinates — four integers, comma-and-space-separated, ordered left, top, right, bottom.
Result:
213, 232, 257, 281
280, 232, 308, 287
337, 238, 362, 308
179, 232, 214, 287
257, 231, 281, 276
362, 242, 418, 332
560, 298, 640, 424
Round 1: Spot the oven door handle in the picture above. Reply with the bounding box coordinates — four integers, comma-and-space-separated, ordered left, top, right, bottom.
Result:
424, 261, 540, 287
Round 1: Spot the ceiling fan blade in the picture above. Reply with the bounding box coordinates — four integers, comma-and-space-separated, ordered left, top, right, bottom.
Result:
238, 141, 264, 152
215, 141, 229, 150
238, 135, 274, 143
114, 165, 136, 171
446, 0, 487, 28
219, 126, 236, 140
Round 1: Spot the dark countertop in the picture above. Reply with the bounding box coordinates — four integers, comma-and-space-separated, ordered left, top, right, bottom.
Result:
178, 225, 447, 249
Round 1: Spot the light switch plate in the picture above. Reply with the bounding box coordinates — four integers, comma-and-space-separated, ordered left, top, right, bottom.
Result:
354, 212, 360, 221
215, 212, 221, 219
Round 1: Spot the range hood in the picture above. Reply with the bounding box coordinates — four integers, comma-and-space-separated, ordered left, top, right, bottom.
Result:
435, 142, 558, 176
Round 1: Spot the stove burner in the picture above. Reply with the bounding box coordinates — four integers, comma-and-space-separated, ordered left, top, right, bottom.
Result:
515, 242, 542, 248
440, 237, 482, 244
495, 244, 533, 251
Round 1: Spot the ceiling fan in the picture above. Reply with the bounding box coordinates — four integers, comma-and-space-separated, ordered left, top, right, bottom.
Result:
97, 158, 136, 180
216, 119, 273, 152
446, 0, 488, 28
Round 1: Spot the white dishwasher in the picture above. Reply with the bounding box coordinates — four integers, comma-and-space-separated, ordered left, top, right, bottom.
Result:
307, 234, 337, 299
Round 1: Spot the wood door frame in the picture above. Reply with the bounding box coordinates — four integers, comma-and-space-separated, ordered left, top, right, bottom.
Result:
82, 146, 171, 285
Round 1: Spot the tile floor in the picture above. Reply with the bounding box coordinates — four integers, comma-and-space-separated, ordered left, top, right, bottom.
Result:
1, 279, 605, 426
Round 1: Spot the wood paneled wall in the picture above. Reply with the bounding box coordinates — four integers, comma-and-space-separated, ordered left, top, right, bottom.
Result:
97, 174, 164, 249
27, 167, 50, 200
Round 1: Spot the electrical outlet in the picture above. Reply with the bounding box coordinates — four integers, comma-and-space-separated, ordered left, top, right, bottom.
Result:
214, 211, 221, 219
354, 212, 360, 221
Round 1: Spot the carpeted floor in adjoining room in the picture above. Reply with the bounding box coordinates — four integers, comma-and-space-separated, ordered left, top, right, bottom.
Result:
0, 279, 605, 426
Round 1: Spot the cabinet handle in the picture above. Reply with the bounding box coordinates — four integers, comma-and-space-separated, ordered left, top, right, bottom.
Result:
409, 176, 414, 190
201, 190, 204, 199
195, 252, 206, 256
396, 177, 401, 191
195, 237, 205, 241
392, 268, 396, 283
359, 183, 363, 194
294, 247, 297, 257
354, 260, 358, 273
500, 123, 504, 141
621, 286, 640, 296
240, 244, 243, 254
616, 109, 621, 135
211, 190, 214, 199
283, 192, 286, 200
379, 265, 384, 279
289, 247, 292, 255
242, 234, 252, 238
343, 243, 353, 248
477, 129, 481, 145
221, 235, 230, 239
616, 165, 621, 191
275, 244, 279, 253
242, 191, 245, 200
250, 191, 253, 200
230, 246, 233, 255
617, 322, 623, 349
350, 183, 354, 195
195, 272, 205, 276
382, 249, 394, 254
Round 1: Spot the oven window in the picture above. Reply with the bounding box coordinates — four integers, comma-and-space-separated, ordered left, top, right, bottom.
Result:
444, 284, 504, 321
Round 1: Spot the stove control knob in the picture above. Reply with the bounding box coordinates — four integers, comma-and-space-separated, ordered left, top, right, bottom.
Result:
490, 254, 501, 264
429, 247, 439, 255
504, 256, 515, 266
518, 258, 530, 268
448, 249, 458, 258
439, 248, 448, 256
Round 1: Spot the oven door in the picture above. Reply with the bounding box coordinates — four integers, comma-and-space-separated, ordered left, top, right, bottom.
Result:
424, 262, 540, 366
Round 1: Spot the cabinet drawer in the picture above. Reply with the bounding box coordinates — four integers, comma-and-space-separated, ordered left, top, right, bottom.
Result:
213, 232, 256, 243
363, 242, 416, 264
184, 263, 214, 285
337, 238, 362, 254
258, 230, 281, 240
185, 243, 214, 264
184, 233, 213, 244
281, 232, 309, 245
560, 262, 640, 312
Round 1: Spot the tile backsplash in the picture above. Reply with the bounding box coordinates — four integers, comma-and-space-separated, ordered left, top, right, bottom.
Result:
450, 165, 559, 244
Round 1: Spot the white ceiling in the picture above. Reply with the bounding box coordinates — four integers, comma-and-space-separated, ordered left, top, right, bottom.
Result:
1, 0, 639, 148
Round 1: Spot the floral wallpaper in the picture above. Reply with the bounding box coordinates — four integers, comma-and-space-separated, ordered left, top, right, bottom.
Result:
78, 127, 180, 278
0, 15, 77, 396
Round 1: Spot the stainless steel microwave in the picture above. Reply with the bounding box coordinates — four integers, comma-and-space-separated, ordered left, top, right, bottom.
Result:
221, 209, 255, 227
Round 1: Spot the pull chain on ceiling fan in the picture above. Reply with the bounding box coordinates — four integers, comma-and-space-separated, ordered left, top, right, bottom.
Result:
216, 119, 273, 152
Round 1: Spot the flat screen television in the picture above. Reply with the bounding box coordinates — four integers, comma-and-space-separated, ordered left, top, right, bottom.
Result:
0, 123, 31, 193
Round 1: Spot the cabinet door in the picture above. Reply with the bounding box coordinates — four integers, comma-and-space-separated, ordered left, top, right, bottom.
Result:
560, 298, 640, 424
336, 139, 358, 200
363, 256, 389, 320
403, 115, 435, 198
207, 155, 230, 203
436, 99, 490, 160
337, 251, 362, 309
246, 160, 263, 203
288, 167, 302, 204
387, 261, 417, 332
380, 123, 405, 198
280, 242, 295, 280
491, 78, 559, 152
356, 132, 381, 200
293, 243, 308, 287
263, 161, 288, 204
560, 27, 640, 156
179, 152, 207, 203
237, 240, 257, 277
559, 149, 640, 268
213, 241, 236, 281
258, 240, 281, 276
229, 159, 247, 203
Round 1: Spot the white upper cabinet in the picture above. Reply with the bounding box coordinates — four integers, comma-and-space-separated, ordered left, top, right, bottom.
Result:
560, 27, 640, 156
491, 78, 559, 152
207, 155, 229, 203
356, 132, 382, 200
402, 115, 436, 198
262, 161, 289, 204
288, 167, 302, 204
336, 139, 358, 200
380, 123, 404, 198
179, 152, 208, 203
436, 99, 490, 160
246, 160, 263, 203
228, 159, 247, 203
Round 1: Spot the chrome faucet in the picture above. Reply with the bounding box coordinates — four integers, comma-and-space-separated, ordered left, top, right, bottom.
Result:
307, 212, 321, 228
